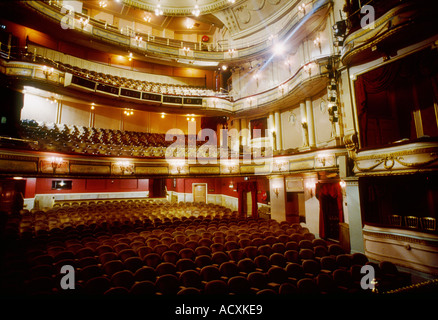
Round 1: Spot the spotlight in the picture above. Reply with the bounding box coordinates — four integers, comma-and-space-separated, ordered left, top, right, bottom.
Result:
332, 20, 347, 37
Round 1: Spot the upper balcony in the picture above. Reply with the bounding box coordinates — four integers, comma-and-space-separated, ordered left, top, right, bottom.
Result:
341, 0, 438, 66
19, 0, 332, 66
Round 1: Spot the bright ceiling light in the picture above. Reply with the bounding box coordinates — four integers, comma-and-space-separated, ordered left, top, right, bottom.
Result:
273, 42, 285, 56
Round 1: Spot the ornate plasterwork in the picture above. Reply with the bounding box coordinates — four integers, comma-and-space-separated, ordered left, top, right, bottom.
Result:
353, 143, 438, 175
123, 0, 239, 16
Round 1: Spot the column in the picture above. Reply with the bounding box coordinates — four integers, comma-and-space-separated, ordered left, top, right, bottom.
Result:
240, 118, 248, 147
269, 176, 286, 222
268, 112, 275, 150
274, 111, 282, 151
305, 99, 316, 147
300, 102, 308, 146
344, 177, 365, 254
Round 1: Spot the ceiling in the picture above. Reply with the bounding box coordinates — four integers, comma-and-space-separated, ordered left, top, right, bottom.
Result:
83, 0, 228, 35
82, 0, 297, 38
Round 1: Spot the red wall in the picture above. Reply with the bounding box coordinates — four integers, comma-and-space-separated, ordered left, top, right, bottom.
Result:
24, 176, 269, 204
165, 176, 269, 204
24, 178, 149, 197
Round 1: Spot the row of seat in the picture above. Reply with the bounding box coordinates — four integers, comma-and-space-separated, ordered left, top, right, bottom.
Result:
0, 200, 412, 296
18, 120, 219, 157
22, 51, 219, 97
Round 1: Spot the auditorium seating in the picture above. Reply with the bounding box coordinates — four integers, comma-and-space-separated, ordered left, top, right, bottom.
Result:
0, 200, 412, 296
19, 51, 219, 98
15, 120, 216, 158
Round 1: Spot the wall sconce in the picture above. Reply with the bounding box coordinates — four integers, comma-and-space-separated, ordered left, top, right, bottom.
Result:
303, 63, 313, 76
278, 84, 287, 96
43, 66, 53, 79
155, 3, 163, 16
316, 154, 328, 167
79, 17, 89, 29
227, 49, 236, 58
301, 120, 308, 129
134, 35, 143, 46
170, 160, 186, 174
116, 161, 134, 175
305, 181, 316, 198
273, 185, 281, 198
339, 180, 346, 196
274, 160, 288, 172
313, 37, 321, 53
182, 47, 191, 56
124, 109, 134, 116
298, 3, 306, 14
50, 157, 63, 173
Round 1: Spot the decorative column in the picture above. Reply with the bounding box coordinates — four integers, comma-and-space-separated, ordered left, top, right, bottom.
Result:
344, 177, 364, 253
274, 111, 282, 151
305, 99, 316, 148
300, 102, 308, 147
268, 112, 275, 150
269, 176, 286, 222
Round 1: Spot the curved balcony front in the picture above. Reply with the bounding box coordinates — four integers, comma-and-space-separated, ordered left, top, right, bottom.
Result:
22, 0, 332, 64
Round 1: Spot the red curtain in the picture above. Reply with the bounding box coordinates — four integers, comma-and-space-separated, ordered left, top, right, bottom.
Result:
236, 181, 258, 219
354, 60, 401, 147
316, 182, 344, 239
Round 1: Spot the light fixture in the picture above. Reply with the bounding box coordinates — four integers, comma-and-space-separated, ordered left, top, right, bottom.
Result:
305, 181, 316, 198
274, 160, 288, 172
313, 36, 321, 52
273, 42, 285, 56
316, 153, 328, 167
332, 20, 347, 37
182, 47, 191, 56
50, 157, 63, 173
99, 1, 108, 8
303, 63, 313, 76
155, 2, 163, 16
161, 112, 165, 118
185, 18, 195, 29
221, 65, 228, 71
79, 17, 89, 28
339, 180, 346, 196
42, 65, 53, 78
223, 160, 238, 174
124, 108, 134, 116
143, 14, 152, 23
298, 3, 306, 14
227, 48, 236, 58
170, 159, 186, 174
128, 52, 133, 61
273, 184, 282, 198
192, 2, 200, 17
116, 161, 133, 175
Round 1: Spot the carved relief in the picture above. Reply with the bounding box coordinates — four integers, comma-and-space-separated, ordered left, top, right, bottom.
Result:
235, 4, 251, 24
354, 147, 438, 175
